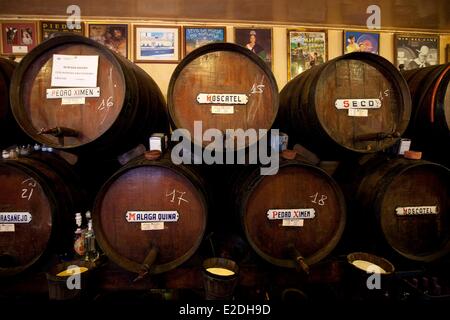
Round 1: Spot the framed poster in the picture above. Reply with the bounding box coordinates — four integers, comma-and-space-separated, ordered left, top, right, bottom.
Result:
1, 21, 37, 55
234, 27, 272, 69
134, 25, 181, 63
183, 26, 226, 56
40, 20, 84, 42
287, 30, 327, 80
395, 34, 439, 70
343, 30, 380, 54
88, 23, 128, 58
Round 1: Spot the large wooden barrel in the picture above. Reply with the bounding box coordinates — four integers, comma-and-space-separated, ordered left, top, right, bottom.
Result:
168, 43, 279, 150
10, 34, 169, 155
0, 153, 85, 276
277, 52, 412, 158
337, 155, 450, 262
233, 160, 346, 269
0, 58, 29, 149
402, 64, 450, 162
93, 155, 208, 275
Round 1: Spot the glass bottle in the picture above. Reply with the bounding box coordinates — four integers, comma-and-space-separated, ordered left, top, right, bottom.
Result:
73, 213, 85, 259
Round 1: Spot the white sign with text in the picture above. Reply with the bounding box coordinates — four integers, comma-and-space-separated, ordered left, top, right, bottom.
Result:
335, 98, 381, 109
51, 54, 99, 87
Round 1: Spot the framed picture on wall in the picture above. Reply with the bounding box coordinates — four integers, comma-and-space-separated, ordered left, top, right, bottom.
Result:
343, 30, 380, 54
287, 30, 327, 80
39, 20, 84, 42
88, 23, 129, 58
134, 25, 181, 63
395, 34, 439, 70
183, 26, 226, 56
234, 27, 273, 70
1, 21, 37, 55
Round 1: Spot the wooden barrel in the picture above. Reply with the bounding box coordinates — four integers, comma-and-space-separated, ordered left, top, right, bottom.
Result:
234, 160, 346, 269
402, 64, 450, 160
277, 52, 412, 158
168, 43, 279, 150
338, 155, 450, 262
0, 152, 85, 276
92, 155, 208, 275
0, 58, 29, 149
10, 34, 169, 155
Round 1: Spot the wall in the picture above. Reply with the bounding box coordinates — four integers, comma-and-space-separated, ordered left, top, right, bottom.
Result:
2, 0, 450, 31
137, 25, 450, 98
2, 17, 450, 97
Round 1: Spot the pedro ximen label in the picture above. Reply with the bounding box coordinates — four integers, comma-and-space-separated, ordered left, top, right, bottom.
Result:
0, 212, 32, 224
196, 93, 248, 105
335, 98, 381, 109
126, 211, 179, 222
396, 206, 439, 216
46, 87, 101, 99
267, 209, 316, 220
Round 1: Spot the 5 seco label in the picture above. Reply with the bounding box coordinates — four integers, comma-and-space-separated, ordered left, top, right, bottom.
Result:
335, 98, 381, 109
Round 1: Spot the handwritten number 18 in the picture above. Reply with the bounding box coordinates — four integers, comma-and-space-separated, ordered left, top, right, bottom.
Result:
309, 192, 327, 206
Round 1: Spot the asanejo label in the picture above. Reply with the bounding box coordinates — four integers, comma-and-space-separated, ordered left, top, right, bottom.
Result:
0, 212, 32, 224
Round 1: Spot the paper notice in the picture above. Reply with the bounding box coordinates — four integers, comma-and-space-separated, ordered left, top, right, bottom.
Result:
51, 54, 99, 87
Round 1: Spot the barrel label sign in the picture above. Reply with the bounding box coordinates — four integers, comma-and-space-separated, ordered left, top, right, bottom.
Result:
61, 97, 86, 105
267, 209, 316, 220
141, 222, 165, 231
0, 224, 15, 232
395, 206, 438, 216
348, 109, 369, 117
281, 219, 304, 227
0, 212, 32, 224
211, 105, 234, 114
196, 93, 248, 105
46, 87, 101, 99
126, 211, 179, 222
335, 99, 381, 109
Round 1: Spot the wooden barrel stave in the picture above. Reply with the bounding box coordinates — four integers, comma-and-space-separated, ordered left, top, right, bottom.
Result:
277, 52, 412, 158
0, 58, 29, 149
93, 156, 208, 274
234, 160, 346, 268
338, 155, 450, 262
168, 43, 279, 150
10, 34, 169, 155
403, 64, 450, 163
0, 153, 84, 276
